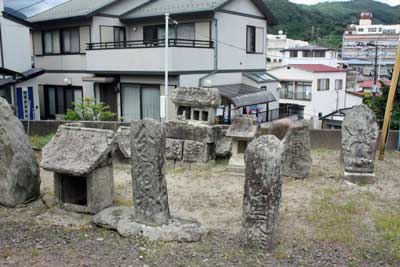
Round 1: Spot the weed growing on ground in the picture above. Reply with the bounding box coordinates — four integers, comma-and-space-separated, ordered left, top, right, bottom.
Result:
373, 209, 400, 262
29, 134, 54, 149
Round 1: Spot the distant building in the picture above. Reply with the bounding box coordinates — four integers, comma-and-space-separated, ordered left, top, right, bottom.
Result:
268, 64, 362, 129
343, 12, 400, 79
280, 45, 338, 67
266, 34, 309, 68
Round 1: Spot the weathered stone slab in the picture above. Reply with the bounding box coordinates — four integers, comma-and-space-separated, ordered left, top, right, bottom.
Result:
171, 87, 221, 108
0, 97, 41, 207
41, 126, 115, 176
282, 121, 312, 179
226, 115, 259, 140
183, 140, 209, 163
216, 137, 232, 158
341, 104, 379, 185
115, 126, 131, 159
241, 135, 284, 250
165, 121, 221, 143
131, 119, 170, 225
93, 207, 208, 242
166, 139, 184, 161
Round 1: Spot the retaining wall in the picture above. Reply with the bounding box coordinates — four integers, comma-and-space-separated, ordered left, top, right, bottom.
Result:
22, 120, 399, 151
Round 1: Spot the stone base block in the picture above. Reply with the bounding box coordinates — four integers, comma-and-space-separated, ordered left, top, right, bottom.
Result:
93, 206, 208, 242
344, 171, 375, 186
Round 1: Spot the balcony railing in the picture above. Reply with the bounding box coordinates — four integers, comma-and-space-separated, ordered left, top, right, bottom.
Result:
86, 39, 214, 50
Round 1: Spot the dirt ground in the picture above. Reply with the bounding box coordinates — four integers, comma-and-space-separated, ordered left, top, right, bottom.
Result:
1, 150, 400, 267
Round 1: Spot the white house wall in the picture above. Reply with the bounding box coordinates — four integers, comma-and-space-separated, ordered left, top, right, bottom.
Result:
35, 55, 87, 71
0, 16, 32, 72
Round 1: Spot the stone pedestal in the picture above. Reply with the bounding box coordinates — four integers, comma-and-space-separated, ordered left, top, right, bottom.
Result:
241, 135, 284, 250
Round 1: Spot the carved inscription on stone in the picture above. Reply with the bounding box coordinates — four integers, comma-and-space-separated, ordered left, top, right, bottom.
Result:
183, 140, 208, 163
166, 139, 184, 161
131, 119, 170, 225
241, 135, 284, 250
342, 104, 379, 174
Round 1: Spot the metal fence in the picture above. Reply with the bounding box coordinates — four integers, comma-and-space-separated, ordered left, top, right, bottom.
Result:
86, 39, 214, 50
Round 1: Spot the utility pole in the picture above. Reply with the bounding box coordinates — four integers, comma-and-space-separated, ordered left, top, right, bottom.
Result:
373, 44, 379, 95
163, 13, 169, 122
378, 45, 400, 160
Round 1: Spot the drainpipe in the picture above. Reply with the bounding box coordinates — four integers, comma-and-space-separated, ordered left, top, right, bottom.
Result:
198, 18, 218, 87
0, 22, 4, 68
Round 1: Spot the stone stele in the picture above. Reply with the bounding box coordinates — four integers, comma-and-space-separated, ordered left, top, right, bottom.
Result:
341, 104, 379, 185
115, 126, 131, 159
131, 119, 170, 225
0, 97, 41, 207
282, 121, 312, 179
241, 135, 284, 250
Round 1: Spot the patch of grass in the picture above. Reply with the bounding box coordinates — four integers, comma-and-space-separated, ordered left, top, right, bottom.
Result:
114, 197, 133, 207
306, 187, 370, 245
166, 167, 186, 175
29, 134, 54, 149
31, 248, 41, 257
373, 209, 400, 261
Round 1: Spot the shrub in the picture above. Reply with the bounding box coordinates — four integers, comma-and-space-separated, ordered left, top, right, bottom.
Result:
64, 97, 117, 121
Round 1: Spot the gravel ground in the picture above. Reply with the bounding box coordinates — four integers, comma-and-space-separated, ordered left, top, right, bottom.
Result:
1, 150, 400, 267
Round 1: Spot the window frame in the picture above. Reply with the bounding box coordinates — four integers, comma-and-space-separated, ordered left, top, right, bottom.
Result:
289, 51, 298, 58
61, 27, 81, 54
43, 85, 83, 119
317, 79, 330, 91
246, 25, 264, 54
335, 79, 343, 90
42, 30, 55, 55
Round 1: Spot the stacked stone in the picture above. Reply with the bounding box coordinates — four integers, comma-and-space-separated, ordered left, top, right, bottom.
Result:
241, 135, 284, 250
0, 97, 41, 207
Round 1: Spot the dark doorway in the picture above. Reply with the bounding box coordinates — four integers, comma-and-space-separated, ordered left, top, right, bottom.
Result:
60, 175, 88, 206
99, 84, 118, 114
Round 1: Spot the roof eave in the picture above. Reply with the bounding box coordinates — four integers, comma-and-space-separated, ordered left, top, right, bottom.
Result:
121, 10, 214, 23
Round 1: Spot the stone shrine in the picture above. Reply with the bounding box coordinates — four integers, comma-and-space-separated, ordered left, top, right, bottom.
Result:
41, 124, 115, 214
241, 135, 284, 250
341, 104, 379, 185
0, 97, 41, 207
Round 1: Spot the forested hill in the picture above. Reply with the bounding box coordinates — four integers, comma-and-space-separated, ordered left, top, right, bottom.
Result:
264, 0, 400, 48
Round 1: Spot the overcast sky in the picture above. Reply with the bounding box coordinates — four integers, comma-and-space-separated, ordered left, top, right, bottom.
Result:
289, 0, 399, 6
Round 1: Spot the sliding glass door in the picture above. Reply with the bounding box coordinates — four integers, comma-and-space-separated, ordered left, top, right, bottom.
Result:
121, 84, 160, 121
44, 86, 82, 119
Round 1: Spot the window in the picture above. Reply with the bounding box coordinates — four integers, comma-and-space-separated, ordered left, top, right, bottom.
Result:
246, 26, 264, 53
100, 26, 126, 44
62, 28, 80, 53
303, 50, 312, 57
368, 28, 377, 33
193, 110, 200, 120
313, 51, 326, 57
44, 86, 82, 119
289, 51, 298, 58
335, 79, 343, 90
383, 29, 396, 34
317, 79, 330, 91
294, 82, 312, 100
121, 84, 160, 121
201, 111, 209, 122
43, 30, 60, 54
280, 82, 294, 99
143, 25, 176, 46
358, 28, 364, 32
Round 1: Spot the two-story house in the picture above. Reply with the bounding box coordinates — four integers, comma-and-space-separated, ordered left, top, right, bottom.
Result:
29, 0, 281, 122
268, 64, 362, 129
0, 0, 44, 120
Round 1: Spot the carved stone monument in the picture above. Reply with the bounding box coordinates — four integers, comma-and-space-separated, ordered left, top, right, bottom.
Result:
341, 104, 379, 185
0, 97, 41, 207
131, 119, 170, 225
241, 135, 284, 250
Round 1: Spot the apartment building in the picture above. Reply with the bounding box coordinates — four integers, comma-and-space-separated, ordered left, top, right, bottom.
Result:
343, 12, 400, 79
266, 33, 309, 68
0, 0, 44, 120
268, 64, 361, 129
28, 0, 282, 122
281, 45, 338, 67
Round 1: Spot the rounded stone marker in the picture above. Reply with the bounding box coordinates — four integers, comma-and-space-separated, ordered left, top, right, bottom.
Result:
241, 135, 284, 250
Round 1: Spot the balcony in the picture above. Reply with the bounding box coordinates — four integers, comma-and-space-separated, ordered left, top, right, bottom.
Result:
86, 39, 215, 73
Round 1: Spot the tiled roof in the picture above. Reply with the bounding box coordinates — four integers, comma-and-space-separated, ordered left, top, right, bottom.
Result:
359, 79, 391, 88
29, 0, 117, 22
289, 64, 346, 73
282, 45, 335, 52
122, 0, 228, 19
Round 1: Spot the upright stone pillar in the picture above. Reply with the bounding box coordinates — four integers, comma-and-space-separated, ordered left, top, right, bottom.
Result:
341, 104, 379, 185
131, 119, 170, 225
0, 97, 41, 207
241, 135, 284, 250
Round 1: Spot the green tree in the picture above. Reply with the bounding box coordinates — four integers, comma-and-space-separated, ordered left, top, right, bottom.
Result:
363, 81, 400, 130
65, 97, 117, 121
